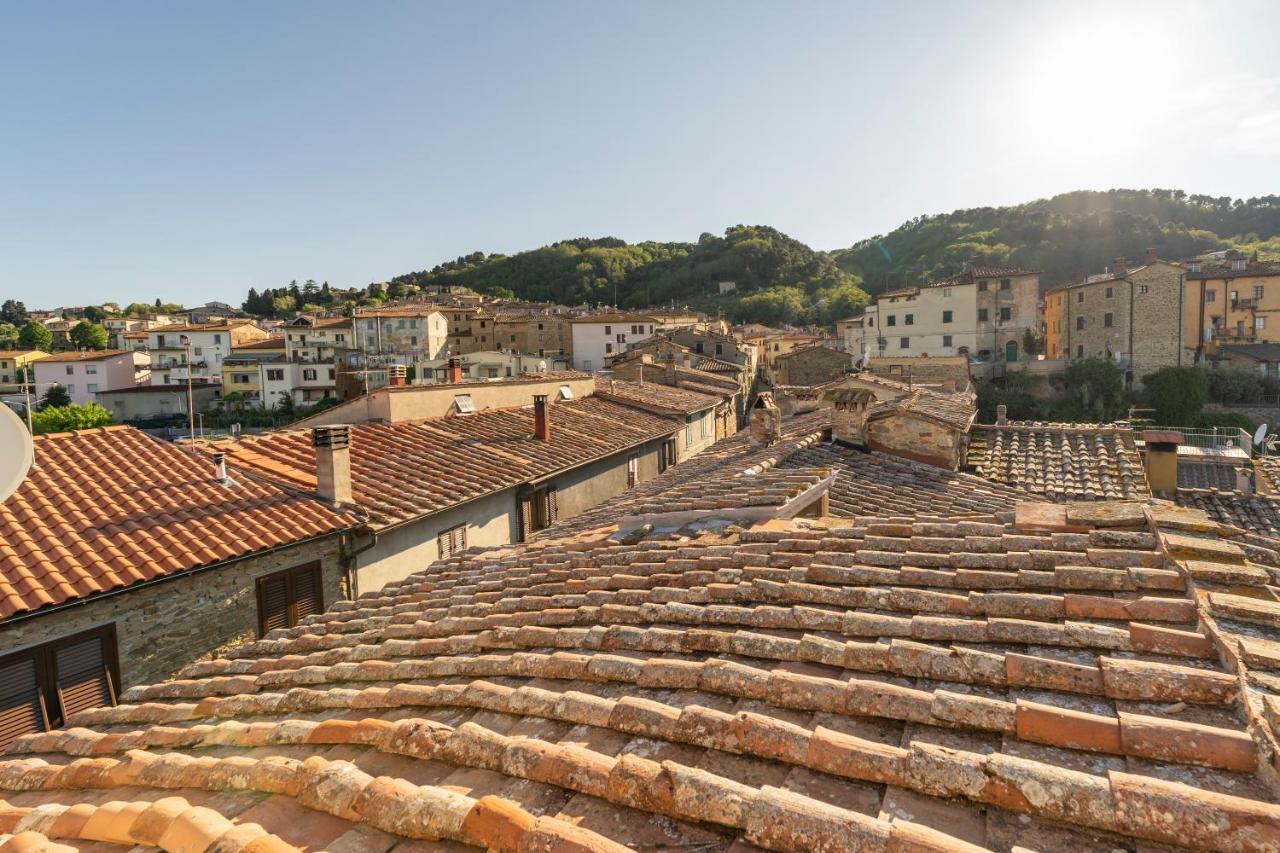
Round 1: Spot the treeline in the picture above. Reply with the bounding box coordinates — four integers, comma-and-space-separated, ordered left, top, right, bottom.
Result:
834, 189, 1280, 294
388, 226, 869, 326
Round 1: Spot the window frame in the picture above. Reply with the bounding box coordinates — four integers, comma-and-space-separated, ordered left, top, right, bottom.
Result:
0, 624, 119, 750
255, 562, 324, 638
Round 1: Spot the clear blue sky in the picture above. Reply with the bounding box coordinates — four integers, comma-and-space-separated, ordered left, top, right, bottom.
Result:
3, 0, 1278, 308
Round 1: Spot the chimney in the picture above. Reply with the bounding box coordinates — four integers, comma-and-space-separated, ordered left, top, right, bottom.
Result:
665, 353, 677, 386
448, 357, 463, 383
211, 451, 229, 484
1142, 430, 1181, 495
533, 394, 551, 442
313, 426, 353, 506
996, 404, 1007, 426
749, 393, 782, 446
1144, 247, 1158, 266
1113, 257, 1128, 278
1237, 466, 1255, 496
1074, 270, 1085, 284
388, 364, 407, 387
832, 390, 872, 446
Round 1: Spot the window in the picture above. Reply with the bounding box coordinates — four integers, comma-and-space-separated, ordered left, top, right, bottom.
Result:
886, 315, 897, 327
1076, 317, 1086, 330
1139, 284, 1149, 294
213, 334, 222, 345
518, 486, 558, 540
537, 323, 544, 330
942, 310, 952, 324
410, 336, 418, 346
685, 423, 694, 446
255, 563, 323, 637
904, 314, 914, 325
1255, 286, 1265, 299
437, 524, 467, 559
1232, 290, 1239, 303
605, 343, 613, 354
978, 281, 988, 291
0, 625, 119, 751
1077, 291, 1085, 303
1000, 278, 1011, 290
86, 383, 98, 394
65, 384, 74, 395
303, 369, 317, 381
977, 308, 989, 322
1257, 317, 1267, 331
1076, 345, 1084, 358
942, 288, 951, 297
85, 365, 97, 375
1205, 290, 1217, 303
659, 438, 677, 473
942, 335, 952, 348
627, 454, 639, 488
267, 369, 284, 381
604, 325, 612, 335
65, 366, 73, 376
1105, 287, 1113, 298
193, 347, 202, 357
899, 337, 909, 349
1104, 313, 1114, 328
233, 374, 249, 384
335, 334, 345, 343
328, 368, 335, 380
715, 343, 723, 355
1000, 307, 1011, 322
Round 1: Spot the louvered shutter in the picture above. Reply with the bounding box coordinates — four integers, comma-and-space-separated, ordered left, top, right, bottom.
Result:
546, 486, 558, 523
0, 656, 46, 752
291, 564, 323, 624
53, 634, 114, 723
258, 573, 290, 637
517, 492, 533, 542
437, 530, 453, 559
451, 525, 466, 554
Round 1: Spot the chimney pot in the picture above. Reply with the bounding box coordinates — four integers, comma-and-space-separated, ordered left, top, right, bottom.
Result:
533, 394, 551, 442
212, 451, 228, 482
312, 426, 353, 505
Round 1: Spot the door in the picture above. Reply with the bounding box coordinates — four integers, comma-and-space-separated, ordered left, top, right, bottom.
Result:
1005, 340, 1019, 363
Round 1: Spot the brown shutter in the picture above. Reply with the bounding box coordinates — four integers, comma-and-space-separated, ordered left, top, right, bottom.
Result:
517, 492, 533, 542
290, 564, 323, 624
257, 573, 290, 637
53, 633, 115, 722
546, 486, 558, 523
0, 655, 46, 752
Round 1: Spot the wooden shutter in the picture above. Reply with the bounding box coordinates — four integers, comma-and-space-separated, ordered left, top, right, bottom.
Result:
517, 492, 533, 542
53, 633, 115, 722
437, 530, 453, 559
0, 655, 46, 752
546, 486, 558, 524
451, 525, 466, 554
291, 564, 323, 624
257, 573, 290, 637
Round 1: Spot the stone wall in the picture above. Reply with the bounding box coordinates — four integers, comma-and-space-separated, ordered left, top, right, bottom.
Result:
868, 413, 961, 469
777, 346, 851, 386
0, 535, 347, 689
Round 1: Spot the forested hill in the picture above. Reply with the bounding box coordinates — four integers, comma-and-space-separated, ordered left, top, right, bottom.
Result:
389, 226, 869, 327
832, 189, 1280, 295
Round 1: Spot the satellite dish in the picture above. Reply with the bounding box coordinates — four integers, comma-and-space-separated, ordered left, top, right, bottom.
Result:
0, 405, 33, 503
1255, 423, 1269, 446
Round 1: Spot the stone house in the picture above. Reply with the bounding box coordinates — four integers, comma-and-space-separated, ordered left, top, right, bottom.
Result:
0, 426, 356, 747
773, 344, 851, 386
1043, 251, 1186, 383
492, 312, 573, 358
864, 390, 977, 469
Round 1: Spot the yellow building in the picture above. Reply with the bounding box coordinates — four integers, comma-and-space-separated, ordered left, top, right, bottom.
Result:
0, 350, 49, 393
1183, 257, 1280, 358
219, 337, 286, 406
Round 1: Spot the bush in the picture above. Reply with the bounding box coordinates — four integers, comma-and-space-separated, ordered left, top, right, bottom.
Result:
1205, 366, 1264, 405
30, 403, 113, 435
1142, 366, 1208, 426
976, 373, 1045, 422
1056, 358, 1127, 423
1195, 411, 1257, 432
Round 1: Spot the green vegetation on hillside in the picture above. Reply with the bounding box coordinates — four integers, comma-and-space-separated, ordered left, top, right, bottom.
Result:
389, 226, 868, 326
834, 189, 1280, 294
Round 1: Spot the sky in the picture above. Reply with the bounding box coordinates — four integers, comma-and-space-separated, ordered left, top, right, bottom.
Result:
2, 0, 1279, 308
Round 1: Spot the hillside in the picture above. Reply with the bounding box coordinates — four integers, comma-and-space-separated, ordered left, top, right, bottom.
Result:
832, 189, 1280, 295
388, 226, 869, 327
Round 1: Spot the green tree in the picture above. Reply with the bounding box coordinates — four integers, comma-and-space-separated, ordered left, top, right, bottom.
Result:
0, 300, 27, 325
1058, 358, 1126, 422
0, 323, 17, 349
42, 384, 71, 408
1143, 366, 1208, 426
69, 322, 109, 350
30, 402, 112, 435
271, 295, 296, 316
1022, 328, 1042, 357
17, 321, 52, 351
82, 306, 107, 323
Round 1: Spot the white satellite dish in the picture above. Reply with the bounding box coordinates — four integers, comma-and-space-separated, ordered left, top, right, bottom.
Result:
0, 404, 33, 503
1255, 423, 1269, 446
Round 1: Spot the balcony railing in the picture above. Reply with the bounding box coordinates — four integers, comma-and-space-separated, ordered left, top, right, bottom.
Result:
1133, 425, 1253, 457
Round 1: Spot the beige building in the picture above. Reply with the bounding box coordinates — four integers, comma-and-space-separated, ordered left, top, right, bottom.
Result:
1183, 256, 1280, 359
1043, 252, 1186, 382
354, 307, 449, 361
147, 320, 268, 385
0, 350, 48, 393
220, 337, 287, 407
492, 312, 572, 358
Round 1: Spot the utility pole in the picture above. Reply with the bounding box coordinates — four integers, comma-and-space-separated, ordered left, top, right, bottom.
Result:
181, 334, 195, 450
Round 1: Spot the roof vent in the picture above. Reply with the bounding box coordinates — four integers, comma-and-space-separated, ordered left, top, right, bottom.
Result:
558, 384, 573, 400
453, 394, 475, 414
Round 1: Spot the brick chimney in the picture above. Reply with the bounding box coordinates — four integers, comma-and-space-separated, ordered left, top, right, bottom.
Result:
1142, 430, 1181, 495
533, 394, 551, 442
388, 364, 406, 387
1113, 257, 1128, 278
1144, 247, 1158, 266
313, 426, 353, 506
832, 391, 872, 446
749, 393, 782, 446
448, 357, 463, 383
665, 353, 677, 386
1074, 271, 1085, 284
1237, 466, 1255, 495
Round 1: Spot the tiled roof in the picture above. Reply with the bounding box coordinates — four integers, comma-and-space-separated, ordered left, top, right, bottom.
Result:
147, 320, 256, 332
233, 337, 286, 350
290, 317, 352, 329
11, 501, 1280, 851
1177, 490, 1280, 539
968, 423, 1151, 501
1216, 343, 1280, 362
207, 396, 679, 528
596, 378, 722, 415
35, 349, 131, 363
1179, 461, 1242, 491
691, 354, 743, 373
568, 312, 657, 324
867, 390, 977, 431
0, 426, 354, 619
1187, 260, 1280, 280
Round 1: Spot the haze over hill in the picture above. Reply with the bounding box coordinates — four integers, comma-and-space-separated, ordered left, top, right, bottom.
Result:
383, 189, 1280, 326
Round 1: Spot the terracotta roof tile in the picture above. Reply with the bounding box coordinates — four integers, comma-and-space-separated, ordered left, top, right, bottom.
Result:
0, 427, 354, 619
968, 423, 1151, 501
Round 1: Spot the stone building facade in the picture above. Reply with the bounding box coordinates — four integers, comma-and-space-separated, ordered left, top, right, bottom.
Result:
774, 344, 852, 386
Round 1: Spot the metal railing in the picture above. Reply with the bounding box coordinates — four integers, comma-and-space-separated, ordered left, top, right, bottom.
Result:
1134, 425, 1253, 456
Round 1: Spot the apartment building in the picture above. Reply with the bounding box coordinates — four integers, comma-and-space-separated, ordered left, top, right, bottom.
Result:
354, 307, 449, 361
0, 350, 48, 393
568, 313, 658, 371
219, 337, 286, 407
1183, 256, 1280, 358
872, 265, 1041, 366
836, 306, 878, 359
32, 350, 149, 405
492, 312, 572, 357
1043, 252, 1186, 381
147, 320, 268, 385
285, 316, 353, 404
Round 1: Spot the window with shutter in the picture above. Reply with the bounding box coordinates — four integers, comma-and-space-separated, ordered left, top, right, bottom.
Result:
0, 655, 46, 752
0, 625, 118, 751
517, 492, 534, 542
546, 486, 558, 524
53, 634, 114, 722
437, 524, 467, 559
256, 563, 323, 637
